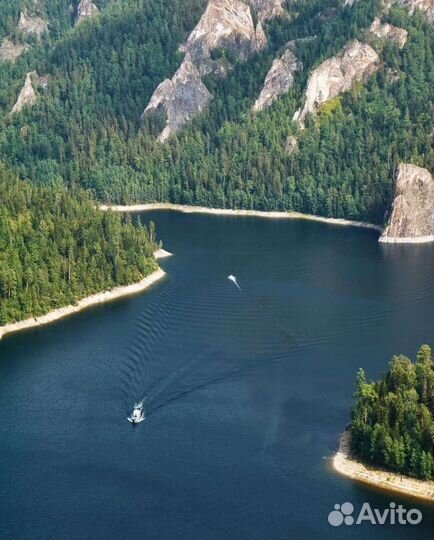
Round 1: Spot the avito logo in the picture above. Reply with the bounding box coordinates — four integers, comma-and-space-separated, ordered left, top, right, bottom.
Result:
328, 502, 423, 527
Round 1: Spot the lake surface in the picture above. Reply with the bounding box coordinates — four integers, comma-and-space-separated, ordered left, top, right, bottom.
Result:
0, 211, 433, 540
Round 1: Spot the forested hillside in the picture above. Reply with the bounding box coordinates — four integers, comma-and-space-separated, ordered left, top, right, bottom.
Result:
0, 164, 157, 325
0, 0, 433, 224
351, 345, 434, 480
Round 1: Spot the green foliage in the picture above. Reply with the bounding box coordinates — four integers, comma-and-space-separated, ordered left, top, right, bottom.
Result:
351, 345, 434, 480
0, 0, 432, 225
0, 164, 158, 325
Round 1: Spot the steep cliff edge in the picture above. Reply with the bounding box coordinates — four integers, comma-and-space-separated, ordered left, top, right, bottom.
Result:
293, 40, 379, 128
143, 54, 212, 142
11, 72, 48, 114
380, 164, 434, 243
75, 0, 100, 26
144, 0, 268, 141
253, 47, 302, 112
180, 0, 267, 77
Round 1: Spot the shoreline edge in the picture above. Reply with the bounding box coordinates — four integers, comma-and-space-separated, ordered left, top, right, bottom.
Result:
333, 430, 434, 503
0, 250, 172, 341
100, 203, 384, 232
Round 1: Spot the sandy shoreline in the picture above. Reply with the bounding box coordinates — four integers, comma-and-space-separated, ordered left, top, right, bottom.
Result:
333, 430, 434, 503
0, 267, 167, 341
100, 203, 384, 232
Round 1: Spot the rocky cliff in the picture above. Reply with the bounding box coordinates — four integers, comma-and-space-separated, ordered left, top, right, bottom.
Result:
180, 0, 267, 76
380, 164, 434, 243
250, 0, 288, 21
348, 0, 434, 20
253, 47, 302, 112
0, 39, 28, 63
11, 73, 38, 114
293, 40, 379, 127
395, 0, 434, 21
369, 18, 408, 48
143, 54, 212, 142
18, 9, 48, 39
145, 0, 268, 141
11, 72, 48, 114
75, 0, 100, 25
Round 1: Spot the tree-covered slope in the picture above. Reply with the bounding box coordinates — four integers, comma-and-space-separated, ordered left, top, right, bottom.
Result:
351, 345, 434, 480
0, 0, 433, 224
0, 164, 158, 325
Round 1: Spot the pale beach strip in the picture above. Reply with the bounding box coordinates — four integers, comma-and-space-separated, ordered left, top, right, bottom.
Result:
333, 431, 434, 503
379, 235, 434, 244
0, 249, 173, 341
99, 203, 384, 232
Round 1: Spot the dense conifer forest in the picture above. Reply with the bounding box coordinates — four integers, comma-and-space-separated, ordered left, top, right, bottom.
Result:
351, 345, 434, 480
0, 164, 157, 325
0, 0, 433, 224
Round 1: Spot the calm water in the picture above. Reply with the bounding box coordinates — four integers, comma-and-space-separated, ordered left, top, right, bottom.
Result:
0, 211, 433, 540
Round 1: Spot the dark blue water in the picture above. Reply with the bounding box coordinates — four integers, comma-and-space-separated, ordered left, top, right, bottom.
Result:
0, 211, 433, 540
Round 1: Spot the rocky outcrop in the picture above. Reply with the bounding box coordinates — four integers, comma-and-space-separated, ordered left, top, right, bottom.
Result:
285, 135, 298, 155
18, 9, 48, 39
253, 48, 302, 112
75, 0, 100, 25
0, 39, 29, 63
11, 71, 48, 114
293, 40, 380, 128
395, 0, 434, 21
180, 0, 267, 76
380, 164, 434, 243
369, 18, 408, 48
250, 0, 288, 21
145, 0, 269, 141
143, 54, 212, 142
11, 73, 38, 114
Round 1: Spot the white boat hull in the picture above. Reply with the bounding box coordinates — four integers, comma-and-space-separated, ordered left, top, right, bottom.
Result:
127, 415, 145, 424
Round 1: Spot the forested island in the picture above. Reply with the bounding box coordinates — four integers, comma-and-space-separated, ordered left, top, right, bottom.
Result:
352, 345, 434, 480
0, 164, 158, 328
334, 345, 434, 501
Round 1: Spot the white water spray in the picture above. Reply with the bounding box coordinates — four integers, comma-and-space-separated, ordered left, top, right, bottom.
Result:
227, 275, 241, 291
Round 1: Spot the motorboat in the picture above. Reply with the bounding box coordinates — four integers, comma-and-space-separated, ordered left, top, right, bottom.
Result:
127, 402, 145, 424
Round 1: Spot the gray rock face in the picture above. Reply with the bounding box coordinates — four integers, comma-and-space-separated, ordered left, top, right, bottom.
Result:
369, 18, 408, 48
0, 39, 28, 63
180, 0, 267, 76
145, 0, 268, 141
143, 54, 212, 142
11, 72, 38, 114
395, 0, 434, 21
380, 164, 434, 243
18, 9, 48, 39
253, 48, 302, 112
293, 40, 379, 128
11, 71, 48, 114
75, 0, 100, 25
250, 0, 288, 21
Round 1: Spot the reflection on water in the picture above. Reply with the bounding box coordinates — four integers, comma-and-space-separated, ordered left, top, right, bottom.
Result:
0, 212, 433, 540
